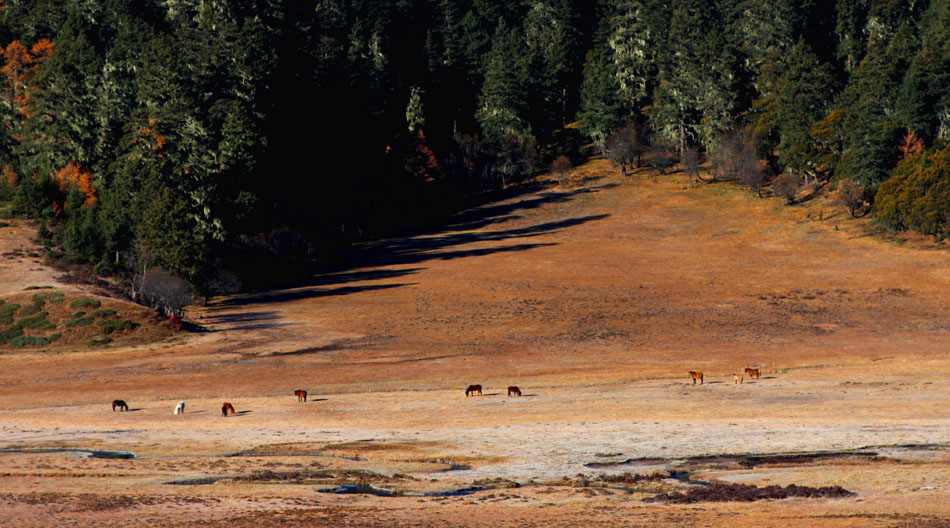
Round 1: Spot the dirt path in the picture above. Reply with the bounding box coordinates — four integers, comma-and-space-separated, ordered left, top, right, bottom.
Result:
3, 162, 950, 526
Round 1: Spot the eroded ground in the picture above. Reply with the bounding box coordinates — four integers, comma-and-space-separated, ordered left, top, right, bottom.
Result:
2, 161, 950, 526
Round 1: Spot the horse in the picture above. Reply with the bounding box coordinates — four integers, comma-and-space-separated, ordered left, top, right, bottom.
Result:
744, 368, 761, 379
294, 389, 308, 402
733, 374, 743, 384
465, 384, 482, 396
507, 386, 522, 397
689, 371, 704, 385
221, 402, 235, 416
174, 401, 185, 415
112, 399, 128, 412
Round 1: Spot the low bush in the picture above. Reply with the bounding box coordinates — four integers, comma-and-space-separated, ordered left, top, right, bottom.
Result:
88, 337, 113, 346
72, 311, 86, 319
9, 336, 51, 348
0, 324, 24, 344
20, 302, 44, 316
0, 303, 21, 325
31, 291, 64, 303
18, 312, 55, 330
66, 317, 95, 328
70, 298, 101, 308
92, 309, 117, 319
97, 319, 136, 334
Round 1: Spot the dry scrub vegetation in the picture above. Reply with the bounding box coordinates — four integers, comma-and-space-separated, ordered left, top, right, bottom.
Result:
3, 160, 950, 527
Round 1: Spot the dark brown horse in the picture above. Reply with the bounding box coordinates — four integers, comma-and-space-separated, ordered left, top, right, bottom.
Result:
507, 386, 522, 397
221, 402, 235, 416
465, 384, 482, 396
294, 389, 308, 402
112, 399, 128, 412
744, 368, 761, 379
689, 371, 704, 384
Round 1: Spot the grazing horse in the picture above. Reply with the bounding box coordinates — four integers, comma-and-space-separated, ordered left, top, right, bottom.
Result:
294, 389, 308, 402
174, 401, 185, 415
112, 399, 128, 412
744, 368, 761, 379
689, 371, 704, 385
465, 384, 483, 396
507, 386, 522, 397
734, 374, 743, 384
221, 402, 235, 416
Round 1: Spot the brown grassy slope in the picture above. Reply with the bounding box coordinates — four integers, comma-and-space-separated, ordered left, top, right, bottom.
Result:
4, 159, 950, 407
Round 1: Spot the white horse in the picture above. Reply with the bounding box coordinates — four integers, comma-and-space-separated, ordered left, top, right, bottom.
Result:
174, 401, 185, 415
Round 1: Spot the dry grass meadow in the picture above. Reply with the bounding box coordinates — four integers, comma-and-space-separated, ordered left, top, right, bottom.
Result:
2, 160, 950, 527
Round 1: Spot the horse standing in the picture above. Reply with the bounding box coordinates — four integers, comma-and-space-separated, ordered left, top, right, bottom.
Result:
174, 401, 185, 415
689, 371, 704, 384
112, 399, 128, 412
294, 389, 308, 402
733, 374, 743, 384
221, 402, 235, 416
744, 368, 761, 379
507, 386, 522, 397
465, 384, 483, 396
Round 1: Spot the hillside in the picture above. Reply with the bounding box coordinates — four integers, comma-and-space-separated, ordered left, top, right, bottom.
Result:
1, 162, 950, 527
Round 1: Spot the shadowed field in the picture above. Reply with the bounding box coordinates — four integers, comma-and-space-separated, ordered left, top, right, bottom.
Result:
2, 160, 950, 527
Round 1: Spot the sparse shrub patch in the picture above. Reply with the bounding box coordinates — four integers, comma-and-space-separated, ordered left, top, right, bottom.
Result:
23, 286, 53, 290
97, 319, 136, 334
0, 324, 24, 344
88, 337, 113, 347
9, 336, 51, 348
70, 298, 101, 309
20, 301, 44, 316
72, 311, 86, 319
18, 312, 56, 330
31, 291, 64, 304
92, 309, 117, 319
0, 303, 21, 325
66, 317, 95, 328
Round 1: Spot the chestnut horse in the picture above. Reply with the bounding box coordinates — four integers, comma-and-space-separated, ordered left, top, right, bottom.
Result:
744, 368, 761, 379
174, 401, 185, 415
112, 399, 128, 412
294, 389, 308, 402
507, 386, 522, 397
465, 384, 482, 396
689, 371, 704, 384
733, 374, 743, 384
221, 402, 235, 416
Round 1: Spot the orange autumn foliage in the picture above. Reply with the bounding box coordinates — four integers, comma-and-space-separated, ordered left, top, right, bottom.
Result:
134, 119, 167, 154
898, 131, 925, 161
2, 166, 17, 187
407, 129, 443, 182
0, 38, 54, 116
54, 162, 98, 208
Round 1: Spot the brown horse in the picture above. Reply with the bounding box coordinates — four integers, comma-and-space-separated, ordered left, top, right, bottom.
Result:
507, 386, 522, 397
294, 389, 308, 402
465, 384, 483, 396
112, 399, 128, 412
689, 371, 704, 384
221, 402, 235, 416
744, 368, 761, 379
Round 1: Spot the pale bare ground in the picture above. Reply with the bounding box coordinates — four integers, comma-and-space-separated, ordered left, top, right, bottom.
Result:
2, 161, 950, 526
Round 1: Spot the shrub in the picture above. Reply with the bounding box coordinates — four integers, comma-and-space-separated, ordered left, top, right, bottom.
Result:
0, 303, 20, 325
48, 333, 62, 342
0, 222, 9, 228
0, 324, 24, 343
18, 312, 55, 330
88, 337, 113, 347
876, 146, 950, 238
70, 298, 101, 308
66, 317, 95, 328
97, 319, 136, 334
72, 311, 86, 318
9, 336, 51, 348
20, 302, 44, 316
32, 291, 64, 303
24, 286, 53, 290
92, 309, 117, 319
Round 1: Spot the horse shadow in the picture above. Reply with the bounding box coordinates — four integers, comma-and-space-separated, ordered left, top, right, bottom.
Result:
307, 398, 328, 402
706, 381, 724, 384
127, 408, 144, 412
234, 410, 252, 416
761, 376, 778, 379
484, 392, 503, 396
